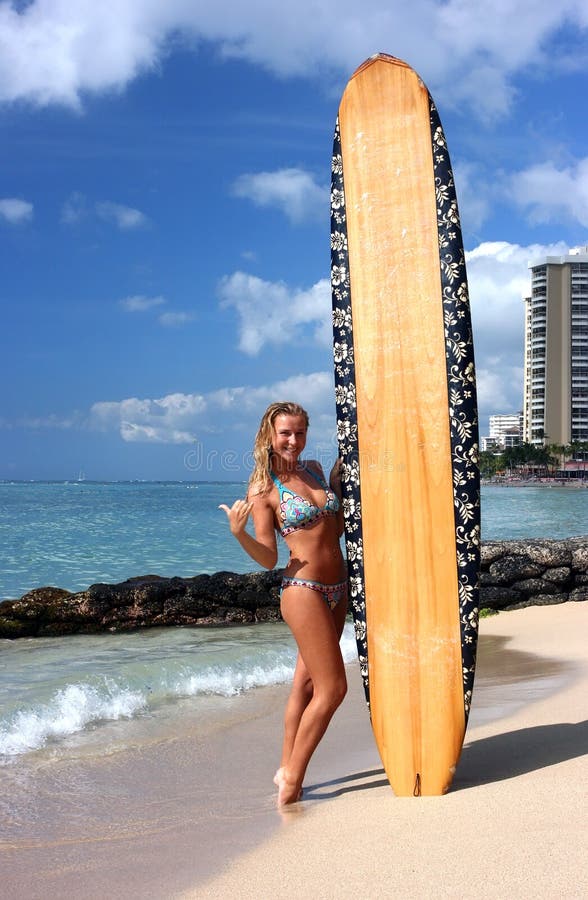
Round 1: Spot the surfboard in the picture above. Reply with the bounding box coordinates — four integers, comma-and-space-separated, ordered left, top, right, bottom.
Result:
331, 54, 480, 796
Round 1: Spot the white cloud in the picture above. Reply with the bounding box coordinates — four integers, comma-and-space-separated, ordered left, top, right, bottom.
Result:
206, 372, 333, 423
8, 235, 585, 452
476, 366, 524, 421
62, 194, 149, 229
120, 422, 197, 444
0, 0, 167, 109
119, 296, 192, 327
1, 2, 586, 118
220, 242, 579, 436
508, 157, 588, 227
88, 372, 335, 447
0, 197, 33, 224
96, 201, 148, 230
232, 168, 329, 224
91, 393, 207, 444
120, 295, 166, 312
218, 271, 331, 355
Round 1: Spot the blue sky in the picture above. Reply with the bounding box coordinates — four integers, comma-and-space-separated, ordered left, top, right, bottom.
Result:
1, 0, 588, 481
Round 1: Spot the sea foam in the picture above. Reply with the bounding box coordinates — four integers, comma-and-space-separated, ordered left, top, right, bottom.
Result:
0, 680, 146, 756
0, 623, 359, 758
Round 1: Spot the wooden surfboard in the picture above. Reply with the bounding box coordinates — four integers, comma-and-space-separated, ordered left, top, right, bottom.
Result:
331, 54, 480, 796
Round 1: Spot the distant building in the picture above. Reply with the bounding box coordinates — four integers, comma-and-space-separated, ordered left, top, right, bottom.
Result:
480, 436, 500, 452
489, 413, 523, 448
523, 247, 588, 445
481, 413, 523, 451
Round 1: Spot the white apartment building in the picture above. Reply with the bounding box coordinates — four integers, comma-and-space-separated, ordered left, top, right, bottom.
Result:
489, 413, 523, 447
523, 248, 588, 445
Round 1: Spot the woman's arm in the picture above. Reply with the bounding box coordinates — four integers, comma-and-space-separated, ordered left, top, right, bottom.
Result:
328, 458, 345, 537
328, 458, 343, 500
219, 493, 278, 570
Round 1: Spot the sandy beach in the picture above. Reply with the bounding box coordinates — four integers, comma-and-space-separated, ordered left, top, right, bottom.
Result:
192, 602, 588, 899
2, 602, 587, 899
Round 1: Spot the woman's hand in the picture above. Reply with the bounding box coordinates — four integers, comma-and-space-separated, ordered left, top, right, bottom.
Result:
219, 495, 278, 569
219, 499, 253, 536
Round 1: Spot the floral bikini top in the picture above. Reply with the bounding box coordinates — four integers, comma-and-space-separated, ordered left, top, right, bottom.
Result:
270, 464, 340, 537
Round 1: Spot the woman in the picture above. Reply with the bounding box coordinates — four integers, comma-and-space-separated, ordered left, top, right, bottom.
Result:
220, 401, 347, 805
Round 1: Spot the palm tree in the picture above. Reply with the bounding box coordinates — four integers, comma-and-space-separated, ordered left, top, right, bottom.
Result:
532, 443, 553, 477
479, 450, 501, 479
548, 443, 566, 469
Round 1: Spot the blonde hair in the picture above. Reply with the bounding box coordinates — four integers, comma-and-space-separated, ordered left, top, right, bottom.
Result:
248, 401, 309, 496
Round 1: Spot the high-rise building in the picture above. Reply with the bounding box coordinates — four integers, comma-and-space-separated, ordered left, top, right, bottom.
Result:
523, 248, 588, 446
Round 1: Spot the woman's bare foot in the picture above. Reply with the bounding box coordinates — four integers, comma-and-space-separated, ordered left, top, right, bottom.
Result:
274, 767, 303, 800
275, 767, 302, 805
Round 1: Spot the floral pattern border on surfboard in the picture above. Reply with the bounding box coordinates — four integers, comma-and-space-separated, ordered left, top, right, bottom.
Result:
330, 99, 480, 721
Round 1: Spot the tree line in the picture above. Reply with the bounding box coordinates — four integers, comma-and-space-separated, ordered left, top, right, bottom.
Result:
480, 442, 588, 479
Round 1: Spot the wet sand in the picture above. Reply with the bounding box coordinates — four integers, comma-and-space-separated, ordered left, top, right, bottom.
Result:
2, 603, 587, 899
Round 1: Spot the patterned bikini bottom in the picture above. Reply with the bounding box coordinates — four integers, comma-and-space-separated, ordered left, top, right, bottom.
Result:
280, 576, 348, 610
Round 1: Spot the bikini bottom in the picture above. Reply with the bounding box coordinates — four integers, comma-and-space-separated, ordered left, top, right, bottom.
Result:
280, 576, 347, 611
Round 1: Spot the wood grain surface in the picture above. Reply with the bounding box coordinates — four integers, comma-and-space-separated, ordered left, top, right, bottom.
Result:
339, 55, 465, 795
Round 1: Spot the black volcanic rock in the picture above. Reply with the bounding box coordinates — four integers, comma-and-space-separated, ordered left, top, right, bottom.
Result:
1, 537, 587, 638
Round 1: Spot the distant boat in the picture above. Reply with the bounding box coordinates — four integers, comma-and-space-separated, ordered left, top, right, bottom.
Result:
77, 471, 86, 482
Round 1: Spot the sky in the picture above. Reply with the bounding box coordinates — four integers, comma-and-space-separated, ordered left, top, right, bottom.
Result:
1, 0, 588, 482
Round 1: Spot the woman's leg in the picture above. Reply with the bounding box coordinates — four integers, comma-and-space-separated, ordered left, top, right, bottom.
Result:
278, 654, 313, 770
276, 594, 348, 783
277, 585, 348, 804
276, 583, 348, 773
273, 655, 313, 799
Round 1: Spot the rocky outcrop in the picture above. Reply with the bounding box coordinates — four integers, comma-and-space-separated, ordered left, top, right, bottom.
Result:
481, 537, 588, 610
1, 537, 587, 638
0, 571, 284, 638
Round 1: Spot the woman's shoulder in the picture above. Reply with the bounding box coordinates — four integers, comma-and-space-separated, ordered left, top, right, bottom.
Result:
303, 459, 326, 478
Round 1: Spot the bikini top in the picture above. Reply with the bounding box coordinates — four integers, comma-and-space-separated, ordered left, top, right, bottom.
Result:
270, 464, 340, 537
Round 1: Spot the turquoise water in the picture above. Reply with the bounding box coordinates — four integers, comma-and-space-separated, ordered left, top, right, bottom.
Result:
2, 481, 587, 601
0, 480, 586, 762
481, 484, 588, 541
0, 480, 291, 600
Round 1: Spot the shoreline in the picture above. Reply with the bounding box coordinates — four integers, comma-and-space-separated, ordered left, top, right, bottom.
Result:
482, 478, 588, 488
2, 603, 587, 899
191, 602, 588, 899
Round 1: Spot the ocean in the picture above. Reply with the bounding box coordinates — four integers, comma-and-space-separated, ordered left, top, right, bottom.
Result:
1, 480, 587, 764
